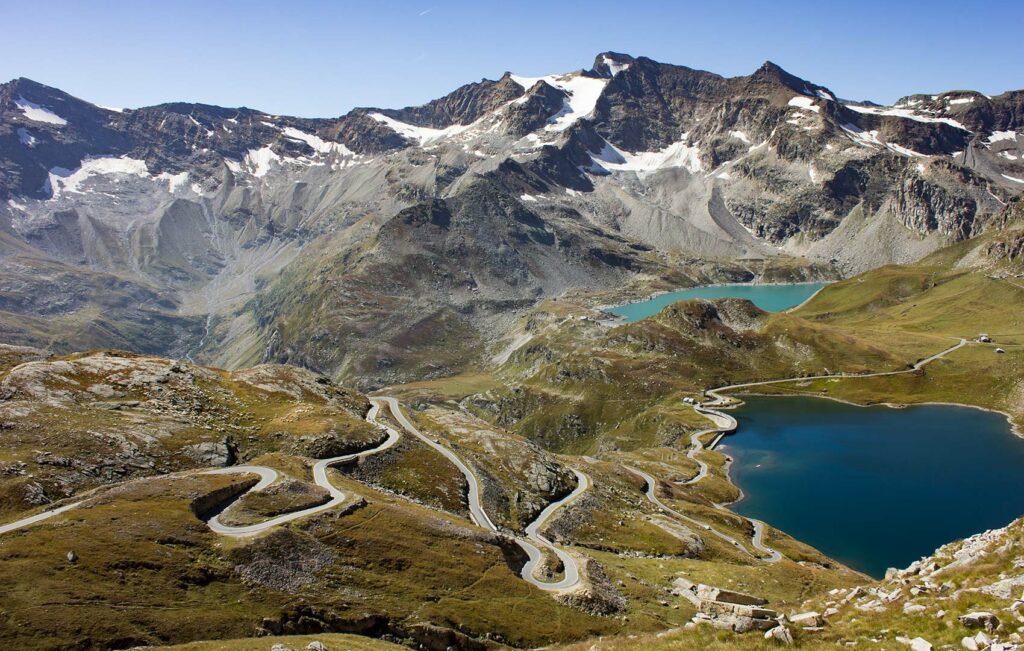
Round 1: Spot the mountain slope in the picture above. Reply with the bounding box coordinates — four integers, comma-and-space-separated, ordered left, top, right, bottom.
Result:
0, 53, 1021, 383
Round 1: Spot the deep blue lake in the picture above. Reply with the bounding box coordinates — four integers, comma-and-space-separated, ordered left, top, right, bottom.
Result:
725, 396, 1024, 578
607, 283, 826, 322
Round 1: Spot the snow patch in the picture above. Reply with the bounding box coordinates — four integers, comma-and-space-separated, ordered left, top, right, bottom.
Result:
509, 72, 608, 132
589, 136, 702, 178
844, 103, 969, 131
520, 194, 538, 202
715, 171, 731, 180
368, 113, 472, 146
281, 126, 354, 156
987, 130, 1018, 144
947, 97, 974, 105
1003, 174, 1024, 184
840, 123, 882, 147
7, 199, 28, 212
46, 156, 149, 199
17, 127, 36, 147
243, 147, 280, 178
885, 142, 927, 158
729, 130, 751, 144
15, 96, 67, 125
156, 171, 189, 192
788, 96, 820, 113
815, 89, 836, 101
601, 55, 630, 77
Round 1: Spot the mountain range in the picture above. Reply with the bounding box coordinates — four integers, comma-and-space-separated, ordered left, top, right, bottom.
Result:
1, 52, 1021, 386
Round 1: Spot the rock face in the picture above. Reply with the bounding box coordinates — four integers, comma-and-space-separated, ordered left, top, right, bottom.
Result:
889, 174, 987, 239
1, 54, 1022, 383
184, 440, 235, 466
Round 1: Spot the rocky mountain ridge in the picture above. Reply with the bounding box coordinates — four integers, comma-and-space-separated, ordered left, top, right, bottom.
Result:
1, 53, 1022, 383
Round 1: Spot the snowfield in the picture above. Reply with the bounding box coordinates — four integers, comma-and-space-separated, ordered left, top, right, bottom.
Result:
510, 72, 608, 132
46, 156, 149, 198
15, 96, 68, 125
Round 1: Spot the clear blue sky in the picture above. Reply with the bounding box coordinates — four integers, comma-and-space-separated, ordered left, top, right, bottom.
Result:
2, 0, 1020, 117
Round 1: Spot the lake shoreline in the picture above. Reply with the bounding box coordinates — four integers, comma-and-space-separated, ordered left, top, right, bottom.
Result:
599, 280, 829, 323
726, 390, 1023, 440
712, 394, 1024, 578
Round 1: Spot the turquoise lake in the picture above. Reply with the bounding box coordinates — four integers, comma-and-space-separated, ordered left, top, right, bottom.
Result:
726, 396, 1024, 578
607, 282, 826, 322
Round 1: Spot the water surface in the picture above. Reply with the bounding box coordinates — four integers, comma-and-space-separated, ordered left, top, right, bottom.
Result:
607, 283, 825, 322
726, 395, 1024, 578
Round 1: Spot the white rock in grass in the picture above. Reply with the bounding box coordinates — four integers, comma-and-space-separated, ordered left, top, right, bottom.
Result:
909, 637, 933, 651
764, 624, 794, 644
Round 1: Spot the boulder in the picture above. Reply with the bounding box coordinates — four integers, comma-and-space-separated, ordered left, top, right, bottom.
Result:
790, 611, 825, 628
961, 636, 979, 651
700, 600, 778, 620
185, 440, 235, 466
958, 611, 1000, 631
765, 625, 794, 644
306, 643, 326, 651
695, 584, 768, 606
909, 637, 932, 651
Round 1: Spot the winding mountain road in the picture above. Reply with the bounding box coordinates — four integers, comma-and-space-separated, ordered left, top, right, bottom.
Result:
373, 396, 496, 530
0, 500, 83, 537
703, 337, 968, 412
0, 395, 590, 592
626, 465, 779, 562
206, 400, 402, 536
374, 396, 589, 591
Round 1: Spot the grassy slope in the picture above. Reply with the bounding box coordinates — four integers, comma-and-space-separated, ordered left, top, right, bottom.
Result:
149, 634, 405, 650
0, 469, 616, 649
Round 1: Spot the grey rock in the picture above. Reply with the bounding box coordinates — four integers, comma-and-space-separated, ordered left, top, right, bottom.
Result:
790, 611, 825, 628
908, 637, 933, 651
958, 611, 1000, 631
765, 625, 794, 644
184, 440, 235, 466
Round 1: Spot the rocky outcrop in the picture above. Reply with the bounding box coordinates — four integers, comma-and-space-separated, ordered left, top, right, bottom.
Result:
889, 176, 982, 239
184, 439, 236, 466
502, 81, 567, 137
378, 73, 525, 129
555, 557, 627, 615
676, 578, 782, 632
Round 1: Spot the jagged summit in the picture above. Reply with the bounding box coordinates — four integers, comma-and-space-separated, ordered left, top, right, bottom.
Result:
591, 51, 635, 77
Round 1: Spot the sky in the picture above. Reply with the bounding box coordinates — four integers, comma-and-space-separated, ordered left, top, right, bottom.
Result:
2, 0, 1021, 117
